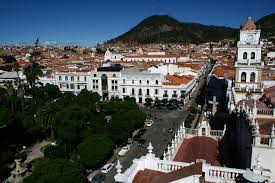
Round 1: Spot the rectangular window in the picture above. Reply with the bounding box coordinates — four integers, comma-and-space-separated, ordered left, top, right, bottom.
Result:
123, 88, 125, 93
77, 85, 80, 90
155, 89, 158, 95
70, 84, 74, 89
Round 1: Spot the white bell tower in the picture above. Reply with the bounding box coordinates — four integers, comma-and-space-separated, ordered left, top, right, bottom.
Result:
234, 17, 264, 103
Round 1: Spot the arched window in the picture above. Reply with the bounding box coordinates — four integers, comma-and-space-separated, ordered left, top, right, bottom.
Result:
155, 80, 158, 85
243, 52, 247, 59
59, 76, 61, 80
71, 76, 74, 81
65, 76, 68, 81
94, 74, 97, 77
139, 80, 142, 84
113, 74, 116, 77
251, 52, 255, 59
241, 72, 246, 82
250, 72, 256, 82
147, 80, 149, 85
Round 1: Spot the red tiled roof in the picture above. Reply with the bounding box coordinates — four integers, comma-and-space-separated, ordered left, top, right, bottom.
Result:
212, 65, 234, 80
242, 17, 257, 30
133, 163, 203, 183
173, 136, 220, 166
133, 169, 164, 183
237, 99, 267, 109
178, 63, 202, 71
256, 118, 275, 135
264, 86, 275, 104
163, 75, 194, 86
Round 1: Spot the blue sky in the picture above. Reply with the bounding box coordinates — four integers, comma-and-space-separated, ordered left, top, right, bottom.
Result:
0, 0, 274, 46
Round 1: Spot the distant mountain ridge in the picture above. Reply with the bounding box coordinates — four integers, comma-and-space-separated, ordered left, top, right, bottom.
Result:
107, 14, 275, 44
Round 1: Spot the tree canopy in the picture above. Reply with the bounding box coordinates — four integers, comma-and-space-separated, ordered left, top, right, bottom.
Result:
23, 159, 84, 183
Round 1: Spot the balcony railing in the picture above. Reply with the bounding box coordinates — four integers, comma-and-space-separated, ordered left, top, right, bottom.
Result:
205, 165, 246, 182
163, 94, 168, 98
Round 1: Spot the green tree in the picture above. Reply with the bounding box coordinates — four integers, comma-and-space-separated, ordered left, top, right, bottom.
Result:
23, 159, 84, 183
36, 101, 57, 139
145, 98, 153, 107
44, 84, 61, 99
44, 145, 67, 159
54, 105, 90, 152
23, 62, 43, 88
73, 135, 113, 169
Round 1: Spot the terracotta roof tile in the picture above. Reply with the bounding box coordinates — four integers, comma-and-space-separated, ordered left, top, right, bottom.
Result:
173, 136, 220, 166
256, 118, 275, 136
133, 163, 203, 183
163, 74, 194, 86
242, 17, 257, 30
237, 99, 267, 109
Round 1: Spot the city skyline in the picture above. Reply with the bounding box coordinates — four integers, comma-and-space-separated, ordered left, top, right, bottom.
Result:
0, 0, 274, 46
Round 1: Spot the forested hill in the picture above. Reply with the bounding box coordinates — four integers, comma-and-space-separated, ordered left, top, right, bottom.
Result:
107, 14, 275, 44
256, 13, 275, 38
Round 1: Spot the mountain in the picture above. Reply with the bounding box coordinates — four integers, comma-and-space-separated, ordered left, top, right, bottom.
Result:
107, 14, 275, 44
107, 15, 238, 44
256, 13, 275, 38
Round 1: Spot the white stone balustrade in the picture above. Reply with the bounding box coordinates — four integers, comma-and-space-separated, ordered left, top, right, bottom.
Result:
156, 159, 191, 173
204, 164, 246, 182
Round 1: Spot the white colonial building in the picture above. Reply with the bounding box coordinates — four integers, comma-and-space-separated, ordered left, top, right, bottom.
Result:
234, 17, 265, 103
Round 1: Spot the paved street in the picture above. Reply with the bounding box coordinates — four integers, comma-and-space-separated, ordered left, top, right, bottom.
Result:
102, 65, 210, 183
103, 109, 189, 183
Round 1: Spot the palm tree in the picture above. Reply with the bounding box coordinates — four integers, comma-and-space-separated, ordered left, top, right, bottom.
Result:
23, 62, 43, 89
36, 101, 57, 139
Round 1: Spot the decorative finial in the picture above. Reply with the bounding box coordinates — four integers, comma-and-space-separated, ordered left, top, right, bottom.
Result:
147, 142, 153, 154
271, 124, 275, 137
163, 151, 167, 160
116, 160, 122, 174
255, 122, 260, 135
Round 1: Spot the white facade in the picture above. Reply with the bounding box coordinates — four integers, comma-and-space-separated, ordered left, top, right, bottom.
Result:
234, 17, 264, 103
104, 49, 124, 62
122, 55, 178, 64
37, 63, 203, 103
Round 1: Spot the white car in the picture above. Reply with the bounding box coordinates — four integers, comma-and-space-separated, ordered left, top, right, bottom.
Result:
118, 146, 131, 156
145, 120, 154, 127
101, 163, 114, 174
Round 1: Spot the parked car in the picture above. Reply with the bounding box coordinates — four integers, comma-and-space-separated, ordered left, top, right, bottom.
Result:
137, 139, 146, 146
145, 120, 154, 127
166, 104, 177, 110
101, 163, 114, 174
89, 174, 105, 183
167, 128, 173, 133
118, 146, 131, 156
126, 141, 133, 148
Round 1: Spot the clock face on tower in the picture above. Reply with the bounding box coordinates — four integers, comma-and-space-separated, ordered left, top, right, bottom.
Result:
245, 35, 255, 44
